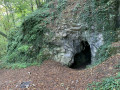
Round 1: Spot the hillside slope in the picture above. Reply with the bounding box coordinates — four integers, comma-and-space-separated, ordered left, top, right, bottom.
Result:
0, 52, 120, 89
0, 0, 119, 89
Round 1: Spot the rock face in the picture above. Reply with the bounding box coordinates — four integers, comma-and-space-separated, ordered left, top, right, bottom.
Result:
48, 0, 120, 66
51, 23, 104, 66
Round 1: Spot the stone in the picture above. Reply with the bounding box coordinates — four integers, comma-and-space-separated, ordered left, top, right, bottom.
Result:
28, 72, 31, 75
61, 48, 66, 53
70, 27, 81, 31
71, 23, 81, 27
19, 81, 31, 88
62, 33, 67, 37
52, 27, 104, 66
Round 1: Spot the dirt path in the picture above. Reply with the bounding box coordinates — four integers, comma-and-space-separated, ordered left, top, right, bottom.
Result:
0, 54, 120, 90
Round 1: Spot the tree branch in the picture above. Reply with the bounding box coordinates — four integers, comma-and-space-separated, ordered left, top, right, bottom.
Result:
0, 31, 7, 38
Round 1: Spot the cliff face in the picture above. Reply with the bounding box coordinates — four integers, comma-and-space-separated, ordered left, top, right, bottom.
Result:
50, 0, 120, 66
7, 0, 120, 67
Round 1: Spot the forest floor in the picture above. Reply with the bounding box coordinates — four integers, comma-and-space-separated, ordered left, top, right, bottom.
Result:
0, 41, 120, 90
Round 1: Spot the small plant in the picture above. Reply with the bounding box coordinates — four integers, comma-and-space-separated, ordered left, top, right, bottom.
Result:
87, 74, 120, 90
17, 45, 29, 53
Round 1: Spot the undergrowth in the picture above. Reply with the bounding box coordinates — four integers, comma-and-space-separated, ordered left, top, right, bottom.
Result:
85, 0, 120, 89
87, 73, 120, 90
0, 36, 7, 59
0, 0, 68, 69
80, 0, 119, 65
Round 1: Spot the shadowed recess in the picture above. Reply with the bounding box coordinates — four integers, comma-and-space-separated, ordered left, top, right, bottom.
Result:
70, 41, 91, 69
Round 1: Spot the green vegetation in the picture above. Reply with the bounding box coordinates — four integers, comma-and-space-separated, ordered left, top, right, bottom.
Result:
6, 8, 50, 63
83, 0, 118, 64
0, 0, 119, 89
0, 0, 68, 68
87, 73, 120, 90
0, 36, 7, 59
82, 0, 120, 89
72, 0, 119, 68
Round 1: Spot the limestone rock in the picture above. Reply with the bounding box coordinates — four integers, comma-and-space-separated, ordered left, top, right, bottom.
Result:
70, 27, 81, 31
52, 23, 104, 66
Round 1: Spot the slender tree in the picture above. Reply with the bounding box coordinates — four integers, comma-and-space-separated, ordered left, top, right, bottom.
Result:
8, 4, 16, 27
35, 0, 41, 8
4, 5, 9, 23
30, 0, 34, 11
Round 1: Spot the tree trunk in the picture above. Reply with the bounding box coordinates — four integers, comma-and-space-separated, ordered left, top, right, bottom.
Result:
5, 6, 9, 23
35, 0, 41, 8
9, 4, 16, 27
0, 31, 7, 38
30, 0, 34, 11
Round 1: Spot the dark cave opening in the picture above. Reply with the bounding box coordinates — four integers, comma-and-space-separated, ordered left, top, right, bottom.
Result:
70, 41, 91, 69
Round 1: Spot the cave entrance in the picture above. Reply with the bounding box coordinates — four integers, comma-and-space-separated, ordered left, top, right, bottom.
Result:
70, 41, 91, 69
